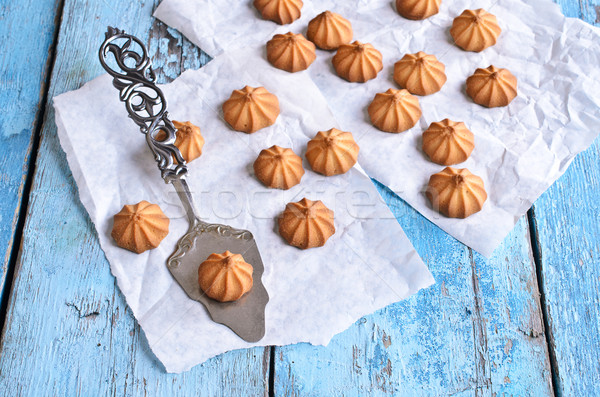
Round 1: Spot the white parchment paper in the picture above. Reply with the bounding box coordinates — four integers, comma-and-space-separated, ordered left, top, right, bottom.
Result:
155, 0, 600, 256
53, 47, 434, 373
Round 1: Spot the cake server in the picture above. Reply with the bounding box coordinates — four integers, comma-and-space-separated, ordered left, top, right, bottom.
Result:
99, 27, 269, 342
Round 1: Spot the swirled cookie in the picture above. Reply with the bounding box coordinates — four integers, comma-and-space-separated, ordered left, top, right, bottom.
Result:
254, 0, 303, 24
466, 66, 517, 108
198, 251, 253, 302
307, 11, 353, 50
396, 0, 441, 20
426, 167, 487, 218
450, 9, 501, 52
422, 119, 474, 165
305, 128, 359, 176
278, 198, 335, 249
393, 52, 447, 96
254, 145, 304, 189
368, 88, 421, 133
332, 41, 383, 83
111, 201, 169, 254
171, 121, 205, 163
223, 86, 280, 133
267, 32, 316, 72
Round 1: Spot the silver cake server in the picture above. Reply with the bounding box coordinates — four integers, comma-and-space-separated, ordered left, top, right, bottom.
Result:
99, 27, 269, 342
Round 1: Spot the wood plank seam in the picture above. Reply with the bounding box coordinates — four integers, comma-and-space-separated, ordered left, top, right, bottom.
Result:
527, 207, 560, 396
269, 346, 275, 397
0, 0, 66, 340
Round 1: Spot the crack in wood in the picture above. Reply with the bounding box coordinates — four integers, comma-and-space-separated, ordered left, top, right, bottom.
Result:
65, 302, 100, 318
469, 250, 492, 396
267, 346, 274, 397
527, 208, 560, 397
0, 0, 66, 340
517, 327, 544, 339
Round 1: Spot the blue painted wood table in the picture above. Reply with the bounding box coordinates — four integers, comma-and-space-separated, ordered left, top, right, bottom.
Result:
0, 0, 598, 395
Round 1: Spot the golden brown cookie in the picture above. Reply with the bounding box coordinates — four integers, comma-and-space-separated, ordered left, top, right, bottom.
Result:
267, 32, 316, 72
223, 86, 280, 133
254, 145, 305, 189
466, 65, 517, 108
254, 0, 303, 24
393, 52, 447, 96
368, 88, 422, 133
171, 121, 205, 163
198, 251, 253, 302
111, 201, 169, 254
450, 9, 501, 52
422, 119, 474, 165
396, 0, 441, 20
278, 198, 335, 249
305, 128, 359, 176
426, 167, 487, 218
307, 11, 353, 50
332, 41, 383, 83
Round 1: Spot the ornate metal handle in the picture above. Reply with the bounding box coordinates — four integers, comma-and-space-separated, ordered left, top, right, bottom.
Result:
98, 26, 187, 182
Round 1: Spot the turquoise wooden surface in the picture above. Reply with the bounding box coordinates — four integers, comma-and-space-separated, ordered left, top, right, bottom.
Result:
533, 0, 600, 394
0, 0, 61, 308
0, 0, 598, 396
274, 204, 552, 396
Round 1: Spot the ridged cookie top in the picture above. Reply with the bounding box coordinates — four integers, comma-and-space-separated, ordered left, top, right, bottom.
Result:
396, 0, 441, 20
223, 86, 280, 133
254, 0, 303, 24
368, 88, 422, 133
422, 119, 474, 165
278, 198, 335, 249
172, 121, 205, 163
111, 200, 169, 254
267, 32, 316, 72
305, 128, 359, 176
198, 251, 254, 302
254, 145, 305, 189
332, 41, 383, 83
307, 11, 353, 50
393, 52, 447, 96
466, 65, 517, 108
451, 9, 501, 52
426, 167, 487, 218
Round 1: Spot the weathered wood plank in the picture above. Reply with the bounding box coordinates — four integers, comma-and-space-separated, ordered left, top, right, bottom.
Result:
530, 0, 600, 394
555, 0, 600, 21
0, 0, 61, 307
0, 0, 267, 395
274, 182, 552, 396
530, 142, 600, 396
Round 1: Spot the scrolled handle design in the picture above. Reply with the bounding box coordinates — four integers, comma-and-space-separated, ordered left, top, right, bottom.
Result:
99, 26, 187, 182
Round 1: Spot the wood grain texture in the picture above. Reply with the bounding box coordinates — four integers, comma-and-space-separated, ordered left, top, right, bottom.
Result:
532, 2, 600, 395
274, 182, 553, 396
0, 1, 267, 395
531, 142, 600, 395
0, 0, 61, 304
